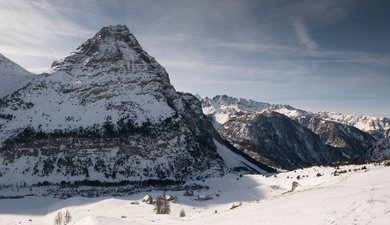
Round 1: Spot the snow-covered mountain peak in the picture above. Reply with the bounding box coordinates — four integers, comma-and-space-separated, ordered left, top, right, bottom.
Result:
315, 111, 390, 137
0, 53, 31, 75
0, 53, 34, 98
1, 25, 178, 134
203, 95, 300, 114
204, 95, 273, 113
50, 25, 164, 80
202, 95, 301, 127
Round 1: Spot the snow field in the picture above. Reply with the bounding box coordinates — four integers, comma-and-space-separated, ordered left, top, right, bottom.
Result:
0, 162, 389, 225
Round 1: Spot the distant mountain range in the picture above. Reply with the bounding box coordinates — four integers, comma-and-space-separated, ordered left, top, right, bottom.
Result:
202, 95, 389, 170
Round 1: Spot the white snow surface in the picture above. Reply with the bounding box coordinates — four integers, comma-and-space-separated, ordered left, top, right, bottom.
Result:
0, 53, 35, 98
213, 139, 269, 174
0, 162, 389, 225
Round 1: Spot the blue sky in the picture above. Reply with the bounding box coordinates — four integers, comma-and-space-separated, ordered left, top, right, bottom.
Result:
0, 0, 389, 117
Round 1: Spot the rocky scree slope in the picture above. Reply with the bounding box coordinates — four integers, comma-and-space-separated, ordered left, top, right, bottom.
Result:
202, 95, 384, 170
0, 26, 272, 186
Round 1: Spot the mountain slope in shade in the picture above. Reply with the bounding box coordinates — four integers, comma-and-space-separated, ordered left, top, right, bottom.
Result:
0, 25, 273, 187
364, 137, 390, 161
0, 53, 35, 98
202, 95, 379, 169
217, 111, 341, 169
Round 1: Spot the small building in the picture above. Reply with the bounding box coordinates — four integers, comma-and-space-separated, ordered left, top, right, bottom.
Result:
195, 194, 213, 201
165, 195, 177, 202
142, 195, 153, 204
183, 189, 193, 196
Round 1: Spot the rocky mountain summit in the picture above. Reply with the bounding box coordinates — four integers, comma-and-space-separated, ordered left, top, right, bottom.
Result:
202, 95, 387, 170
0, 25, 272, 187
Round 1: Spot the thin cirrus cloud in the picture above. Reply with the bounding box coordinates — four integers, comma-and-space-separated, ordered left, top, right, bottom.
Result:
292, 18, 318, 50
0, 0, 389, 117
0, 1, 95, 63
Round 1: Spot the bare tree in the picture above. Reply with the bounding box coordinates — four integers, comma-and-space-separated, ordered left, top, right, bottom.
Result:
64, 210, 72, 224
154, 196, 170, 214
54, 211, 62, 225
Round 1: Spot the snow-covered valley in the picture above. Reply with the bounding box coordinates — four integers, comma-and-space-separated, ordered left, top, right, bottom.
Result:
1, 162, 389, 225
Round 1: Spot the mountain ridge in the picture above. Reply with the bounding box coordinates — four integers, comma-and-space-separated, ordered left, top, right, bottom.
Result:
203, 95, 389, 138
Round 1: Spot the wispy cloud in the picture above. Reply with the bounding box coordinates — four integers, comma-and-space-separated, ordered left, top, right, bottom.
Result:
293, 18, 318, 50
305, 50, 390, 67
0, 0, 102, 69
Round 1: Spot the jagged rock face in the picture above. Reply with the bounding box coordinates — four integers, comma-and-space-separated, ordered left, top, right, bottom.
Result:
0, 53, 34, 98
217, 111, 341, 170
202, 95, 381, 170
0, 25, 229, 185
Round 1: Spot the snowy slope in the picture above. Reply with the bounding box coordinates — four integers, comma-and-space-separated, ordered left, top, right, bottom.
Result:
0, 162, 389, 225
213, 139, 275, 174
0, 53, 34, 98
